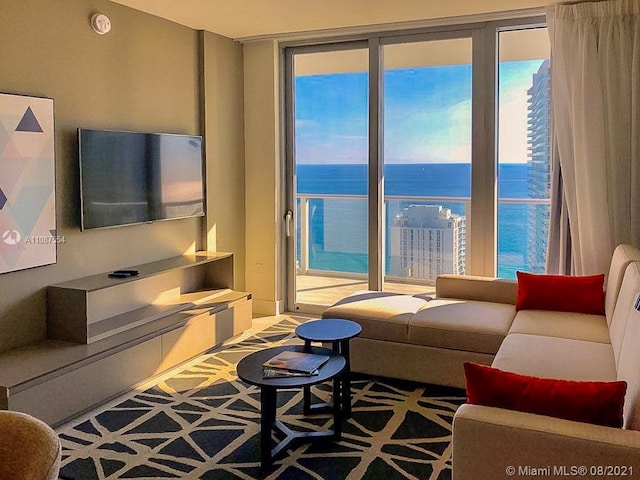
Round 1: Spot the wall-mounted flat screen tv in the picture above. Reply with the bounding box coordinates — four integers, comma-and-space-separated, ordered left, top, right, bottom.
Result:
79, 129, 205, 230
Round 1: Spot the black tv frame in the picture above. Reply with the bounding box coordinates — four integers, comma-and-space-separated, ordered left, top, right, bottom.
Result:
78, 128, 205, 231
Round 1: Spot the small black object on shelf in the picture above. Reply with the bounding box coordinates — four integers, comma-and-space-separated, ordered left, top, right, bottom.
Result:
108, 269, 139, 278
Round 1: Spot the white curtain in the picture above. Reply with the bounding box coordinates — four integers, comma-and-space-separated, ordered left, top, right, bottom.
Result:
546, 0, 640, 275
545, 147, 572, 274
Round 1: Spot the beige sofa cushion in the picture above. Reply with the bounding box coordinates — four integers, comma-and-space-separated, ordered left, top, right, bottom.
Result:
436, 275, 517, 304
610, 263, 640, 370
493, 333, 617, 382
322, 291, 428, 343
605, 244, 640, 323
407, 299, 516, 354
509, 310, 610, 343
612, 262, 640, 430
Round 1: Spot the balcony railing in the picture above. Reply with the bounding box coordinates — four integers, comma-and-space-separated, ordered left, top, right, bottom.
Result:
296, 193, 551, 278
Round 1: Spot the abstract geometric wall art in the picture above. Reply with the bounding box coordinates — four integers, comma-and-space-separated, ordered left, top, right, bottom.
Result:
0, 93, 56, 274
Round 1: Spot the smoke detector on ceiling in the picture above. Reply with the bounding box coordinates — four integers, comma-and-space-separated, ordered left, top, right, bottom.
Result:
91, 13, 112, 35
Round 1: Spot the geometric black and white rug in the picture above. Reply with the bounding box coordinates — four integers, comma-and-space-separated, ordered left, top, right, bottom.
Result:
58, 316, 466, 480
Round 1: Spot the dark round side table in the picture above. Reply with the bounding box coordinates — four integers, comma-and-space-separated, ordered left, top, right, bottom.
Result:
236, 344, 345, 471
295, 318, 362, 416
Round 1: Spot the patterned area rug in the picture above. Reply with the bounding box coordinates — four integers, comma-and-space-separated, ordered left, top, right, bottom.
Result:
58, 316, 466, 480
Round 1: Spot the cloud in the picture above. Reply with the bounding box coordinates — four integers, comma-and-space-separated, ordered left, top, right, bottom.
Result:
385, 98, 471, 163
498, 89, 529, 164
295, 60, 540, 165
332, 134, 367, 141
295, 119, 318, 129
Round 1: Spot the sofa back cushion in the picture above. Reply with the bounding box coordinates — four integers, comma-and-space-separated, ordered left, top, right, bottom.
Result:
613, 262, 640, 430
436, 275, 517, 304
606, 244, 640, 324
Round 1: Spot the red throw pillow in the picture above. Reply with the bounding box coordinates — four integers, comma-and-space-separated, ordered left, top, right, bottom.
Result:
463, 362, 626, 428
516, 271, 605, 314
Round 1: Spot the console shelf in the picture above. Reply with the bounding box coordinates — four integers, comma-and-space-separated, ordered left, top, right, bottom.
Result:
54, 252, 232, 292
0, 252, 252, 426
86, 288, 247, 342
48, 251, 239, 344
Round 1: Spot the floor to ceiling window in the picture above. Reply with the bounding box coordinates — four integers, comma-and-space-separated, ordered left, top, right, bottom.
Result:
382, 37, 472, 292
285, 18, 549, 312
497, 28, 551, 278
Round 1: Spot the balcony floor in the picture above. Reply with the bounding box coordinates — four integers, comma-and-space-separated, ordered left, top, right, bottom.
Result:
295, 273, 436, 306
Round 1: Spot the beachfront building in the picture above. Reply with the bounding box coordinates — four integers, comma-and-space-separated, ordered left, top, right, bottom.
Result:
389, 204, 466, 281
526, 59, 551, 273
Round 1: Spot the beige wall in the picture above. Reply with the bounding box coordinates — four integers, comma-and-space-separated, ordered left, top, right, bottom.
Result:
0, 0, 244, 352
201, 31, 246, 290
243, 41, 283, 315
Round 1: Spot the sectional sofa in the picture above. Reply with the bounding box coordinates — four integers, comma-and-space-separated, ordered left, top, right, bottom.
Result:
322, 244, 640, 478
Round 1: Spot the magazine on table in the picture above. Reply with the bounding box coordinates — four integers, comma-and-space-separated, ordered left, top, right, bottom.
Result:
262, 350, 330, 375
262, 367, 319, 378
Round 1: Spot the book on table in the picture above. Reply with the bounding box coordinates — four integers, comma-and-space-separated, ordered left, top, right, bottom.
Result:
262, 350, 330, 376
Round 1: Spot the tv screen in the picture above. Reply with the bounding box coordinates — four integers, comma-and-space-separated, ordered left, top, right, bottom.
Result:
79, 129, 205, 230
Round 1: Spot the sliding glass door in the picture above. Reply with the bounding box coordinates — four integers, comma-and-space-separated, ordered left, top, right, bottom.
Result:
286, 45, 370, 311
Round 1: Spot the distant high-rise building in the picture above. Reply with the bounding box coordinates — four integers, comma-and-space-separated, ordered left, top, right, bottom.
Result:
389, 204, 466, 281
526, 60, 551, 273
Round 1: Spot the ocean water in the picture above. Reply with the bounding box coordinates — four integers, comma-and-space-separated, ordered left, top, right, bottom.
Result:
297, 163, 543, 279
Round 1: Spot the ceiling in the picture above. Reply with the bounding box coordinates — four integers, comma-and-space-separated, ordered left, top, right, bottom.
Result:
109, 0, 554, 41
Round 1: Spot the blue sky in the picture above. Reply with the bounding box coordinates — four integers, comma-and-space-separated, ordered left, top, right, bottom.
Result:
295, 59, 545, 165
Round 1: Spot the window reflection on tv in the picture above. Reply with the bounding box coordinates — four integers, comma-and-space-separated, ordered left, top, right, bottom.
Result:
79, 129, 205, 230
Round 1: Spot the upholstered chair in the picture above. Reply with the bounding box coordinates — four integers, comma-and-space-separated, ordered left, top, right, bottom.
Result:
0, 411, 61, 480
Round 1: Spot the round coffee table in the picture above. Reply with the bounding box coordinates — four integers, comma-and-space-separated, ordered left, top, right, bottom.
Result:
236, 345, 346, 471
295, 318, 362, 416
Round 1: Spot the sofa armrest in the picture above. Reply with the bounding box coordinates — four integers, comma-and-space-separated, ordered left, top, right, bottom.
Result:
436, 275, 517, 304
453, 404, 640, 480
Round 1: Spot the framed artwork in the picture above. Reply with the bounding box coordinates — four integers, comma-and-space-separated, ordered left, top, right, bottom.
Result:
0, 92, 56, 274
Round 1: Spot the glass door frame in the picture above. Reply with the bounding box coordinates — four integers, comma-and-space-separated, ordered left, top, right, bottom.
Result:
283, 16, 546, 314
284, 41, 369, 315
